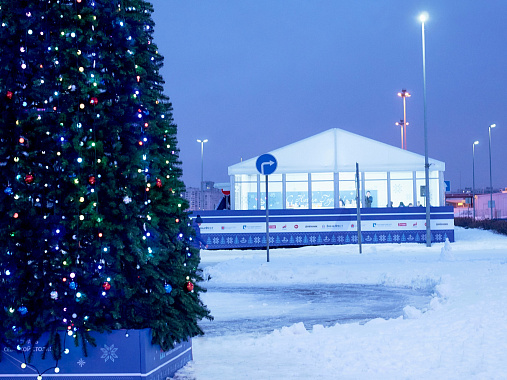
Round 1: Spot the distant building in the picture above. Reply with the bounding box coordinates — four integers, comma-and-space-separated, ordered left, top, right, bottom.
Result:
445, 193, 473, 217
474, 190, 507, 219
202, 180, 214, 191
448, 189, 507, 219
183, 182, 225, 211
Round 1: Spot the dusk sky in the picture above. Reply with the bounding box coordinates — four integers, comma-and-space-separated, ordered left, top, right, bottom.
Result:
150, 0, 507, 192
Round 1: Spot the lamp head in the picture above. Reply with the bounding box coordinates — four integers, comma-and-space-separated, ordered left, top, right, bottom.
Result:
490, 124, 496, 129
398, 89, 411, 98
419, 12, 429, 23
473, 141, 479, 145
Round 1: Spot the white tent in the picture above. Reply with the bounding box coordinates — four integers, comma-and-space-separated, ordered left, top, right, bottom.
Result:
228, 128, 445, 175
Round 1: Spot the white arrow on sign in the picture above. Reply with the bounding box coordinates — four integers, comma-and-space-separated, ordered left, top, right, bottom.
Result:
261, 160, 275, 174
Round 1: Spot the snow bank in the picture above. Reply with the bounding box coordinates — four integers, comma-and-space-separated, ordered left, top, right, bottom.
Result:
173, 227, 507, 379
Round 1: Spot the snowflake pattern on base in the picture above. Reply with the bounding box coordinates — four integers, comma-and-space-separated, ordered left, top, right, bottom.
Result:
100, 344, 119, 363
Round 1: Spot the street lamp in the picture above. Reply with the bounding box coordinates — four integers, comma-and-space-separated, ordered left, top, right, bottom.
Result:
397, 89, 411, 150
419, 11, 431, 247
472, 141, 479, 220
395, 119, 409, 149
488, 123, 496, 219
197, 139, 208, 210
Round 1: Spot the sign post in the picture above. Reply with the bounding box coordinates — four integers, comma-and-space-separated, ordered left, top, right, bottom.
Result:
256, 154, 277, 262
355, 162, 362, 254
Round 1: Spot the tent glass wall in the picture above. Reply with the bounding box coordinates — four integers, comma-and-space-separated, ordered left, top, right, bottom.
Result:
364, 172, 388, 208
390, 171, 414, 207
286, 173, 309, 209
234, 174, 258, 210
339, 172, 359, 208
311, 173, 334, 208
233, 170, 443, 210
415, 171, 440, 207
260, 175, 283, 210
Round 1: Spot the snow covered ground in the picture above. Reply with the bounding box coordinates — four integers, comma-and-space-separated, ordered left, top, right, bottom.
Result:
172, 227, 507, 379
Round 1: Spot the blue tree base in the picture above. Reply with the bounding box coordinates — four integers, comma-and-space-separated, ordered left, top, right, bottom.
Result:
0, 329, 191, 380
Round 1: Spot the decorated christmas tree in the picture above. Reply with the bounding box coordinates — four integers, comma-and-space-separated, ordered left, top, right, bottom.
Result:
0, 0, 210, 362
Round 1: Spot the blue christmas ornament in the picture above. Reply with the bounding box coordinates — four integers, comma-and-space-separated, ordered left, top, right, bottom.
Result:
18, 306, 28, 315
164, 284, 172, 294
69, 281, 77, 290
4, 187, 12, 195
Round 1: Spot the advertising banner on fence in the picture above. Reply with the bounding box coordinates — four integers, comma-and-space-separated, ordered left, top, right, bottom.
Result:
191, 207, 454, 249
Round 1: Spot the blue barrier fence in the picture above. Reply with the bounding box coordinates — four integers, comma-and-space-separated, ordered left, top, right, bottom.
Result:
192, 207, 454, 249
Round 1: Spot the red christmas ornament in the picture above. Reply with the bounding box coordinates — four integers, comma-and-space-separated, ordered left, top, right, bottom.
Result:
185, 281, 194, 292
6, 91, 13, 100
90, 97, 98, 105
25, 174, 34, 184
156, 178, 162, 188
102, 282, 111, 291
88, 176, 96, 185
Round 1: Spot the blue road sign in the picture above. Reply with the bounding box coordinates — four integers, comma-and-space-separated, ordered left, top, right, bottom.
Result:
444, 180, 451, 192
256, 154, 277, 175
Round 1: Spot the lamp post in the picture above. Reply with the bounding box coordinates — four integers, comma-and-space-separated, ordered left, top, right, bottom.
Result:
397, 89, 411, 150
419, 11, 431, 247
488, 124, 496, 220
197, 139, 208, 210
395, 119, 409, 149
472, 141, 479, 220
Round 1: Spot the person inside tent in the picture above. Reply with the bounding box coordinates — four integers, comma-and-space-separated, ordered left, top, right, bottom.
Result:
365, 191, 373, 208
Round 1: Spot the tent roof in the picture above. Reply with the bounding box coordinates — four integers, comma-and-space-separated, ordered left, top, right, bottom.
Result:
228, 128, 445, 175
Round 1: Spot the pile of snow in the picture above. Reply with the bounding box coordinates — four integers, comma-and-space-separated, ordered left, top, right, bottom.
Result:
173, 227, 507, 379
